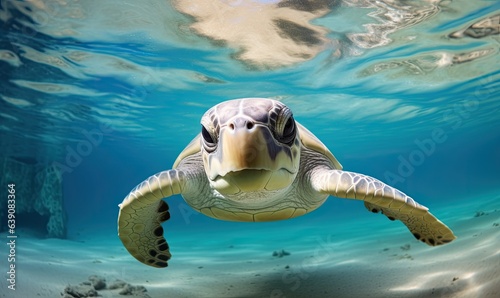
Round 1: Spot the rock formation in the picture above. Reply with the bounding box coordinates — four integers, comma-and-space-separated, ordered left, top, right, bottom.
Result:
0, 156, 66, 238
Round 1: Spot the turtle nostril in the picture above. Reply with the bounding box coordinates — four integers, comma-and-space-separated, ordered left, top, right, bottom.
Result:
228, 119, 254, 130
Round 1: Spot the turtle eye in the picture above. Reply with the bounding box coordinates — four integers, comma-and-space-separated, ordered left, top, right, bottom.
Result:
201, 125, 217, 152
283, 117, 294, 138
276, 108, 296, 146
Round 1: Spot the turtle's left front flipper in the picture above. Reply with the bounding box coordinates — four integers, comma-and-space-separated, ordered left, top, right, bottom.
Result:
118, 170, 186, 268
311, 169, 456, 246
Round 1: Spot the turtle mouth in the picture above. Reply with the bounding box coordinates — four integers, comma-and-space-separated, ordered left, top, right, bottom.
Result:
211, 168, 295, 195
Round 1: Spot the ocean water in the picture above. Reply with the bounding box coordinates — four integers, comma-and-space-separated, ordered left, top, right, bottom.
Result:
0, 0, 499, 297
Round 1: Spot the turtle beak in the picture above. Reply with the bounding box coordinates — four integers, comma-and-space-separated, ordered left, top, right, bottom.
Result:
204, 119, 298, 195
219, 123, 276, 174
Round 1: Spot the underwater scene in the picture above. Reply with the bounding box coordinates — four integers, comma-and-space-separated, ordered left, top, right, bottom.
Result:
0, 0, 499, 297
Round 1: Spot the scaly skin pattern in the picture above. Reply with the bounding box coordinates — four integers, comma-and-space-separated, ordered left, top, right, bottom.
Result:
310, 167, 456, 246
118, 170, 186, 268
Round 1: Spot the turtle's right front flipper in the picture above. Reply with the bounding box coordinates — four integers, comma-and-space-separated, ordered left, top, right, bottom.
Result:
311, 169, 456, 246
118, 170, 186, 268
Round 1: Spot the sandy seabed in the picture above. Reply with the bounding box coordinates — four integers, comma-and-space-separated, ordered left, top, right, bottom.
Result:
1, 194, 499, 298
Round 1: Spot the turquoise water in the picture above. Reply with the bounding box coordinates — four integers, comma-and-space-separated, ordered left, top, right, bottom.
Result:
1, 1, 499, 297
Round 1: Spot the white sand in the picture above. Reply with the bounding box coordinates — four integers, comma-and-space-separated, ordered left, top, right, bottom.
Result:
2, 195, 499, 298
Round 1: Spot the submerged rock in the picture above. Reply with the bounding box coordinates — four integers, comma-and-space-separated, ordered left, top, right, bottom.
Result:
64, 277, 150, 298
108, 280, 128, 290
63, 284, 98, 298
88, 275, 106, 291
0, 157, 66, 238
272, 249, 291, 258
119, 284, 149, 296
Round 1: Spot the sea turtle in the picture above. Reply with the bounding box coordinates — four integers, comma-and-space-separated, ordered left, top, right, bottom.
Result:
118, 98, 456, 268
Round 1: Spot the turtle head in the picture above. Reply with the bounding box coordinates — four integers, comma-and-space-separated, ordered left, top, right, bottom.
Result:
200, 98, 300, 198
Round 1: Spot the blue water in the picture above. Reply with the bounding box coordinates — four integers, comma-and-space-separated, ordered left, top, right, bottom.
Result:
1, 0, 499, 297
